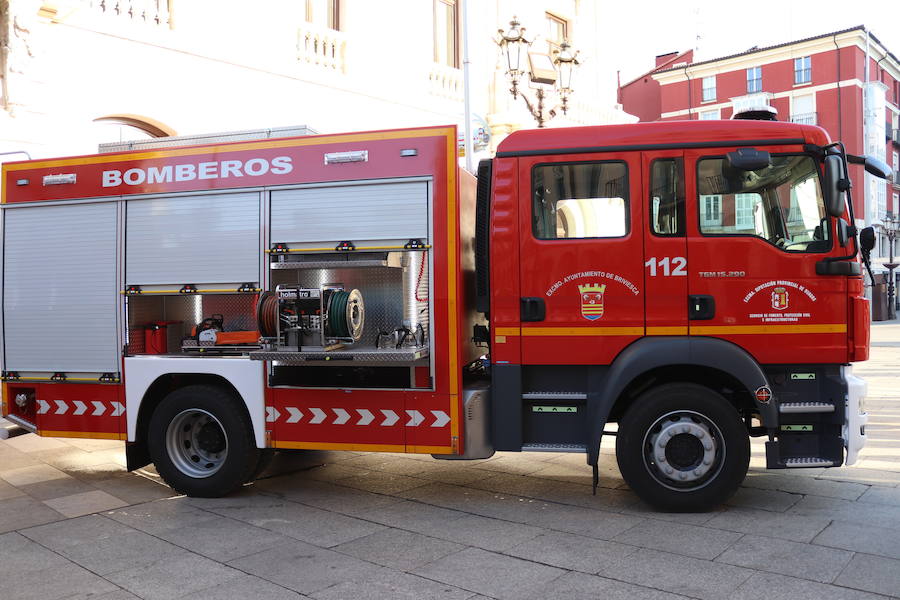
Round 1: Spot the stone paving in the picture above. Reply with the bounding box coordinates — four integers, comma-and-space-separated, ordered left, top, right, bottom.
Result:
1, 321, 900, 599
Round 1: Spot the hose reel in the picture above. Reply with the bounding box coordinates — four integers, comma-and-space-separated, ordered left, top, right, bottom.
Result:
257, 285, 364, 350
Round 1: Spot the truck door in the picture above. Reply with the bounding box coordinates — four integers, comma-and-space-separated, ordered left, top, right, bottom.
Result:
685, 148, 847, 363
517, 153, 644, 365
642, 152, 688, 335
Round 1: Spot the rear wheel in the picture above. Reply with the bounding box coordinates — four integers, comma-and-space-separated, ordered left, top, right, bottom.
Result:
615, 383, 749, 512
149, 385, 260, 497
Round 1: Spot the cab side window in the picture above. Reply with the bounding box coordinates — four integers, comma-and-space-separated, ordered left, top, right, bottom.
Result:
696, 154, 830, 252
532, 161, 628, 239
650, 158, 685, 236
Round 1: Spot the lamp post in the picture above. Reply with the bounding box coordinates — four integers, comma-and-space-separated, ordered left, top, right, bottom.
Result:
878, 213, 900, 319
496, 17, 580, 128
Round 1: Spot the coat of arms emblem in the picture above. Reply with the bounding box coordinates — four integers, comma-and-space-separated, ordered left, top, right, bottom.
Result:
578, 283, 606, 320
771, 286, 789, 310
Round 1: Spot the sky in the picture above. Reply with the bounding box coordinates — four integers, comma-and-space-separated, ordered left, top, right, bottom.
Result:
606, 0, 900, 86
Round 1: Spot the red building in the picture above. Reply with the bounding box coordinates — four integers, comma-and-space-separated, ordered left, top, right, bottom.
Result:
619, 26, 900, 274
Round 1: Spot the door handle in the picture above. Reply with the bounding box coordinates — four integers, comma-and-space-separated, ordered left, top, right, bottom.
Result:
688, 295, 715, 320
520, 297, 546, 322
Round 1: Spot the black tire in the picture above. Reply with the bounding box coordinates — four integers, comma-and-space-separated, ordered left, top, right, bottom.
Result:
148, 385, 260, 497
615, 382, 749, 512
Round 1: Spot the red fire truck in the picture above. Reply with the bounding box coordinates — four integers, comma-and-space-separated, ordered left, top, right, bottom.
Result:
0, 121, 888, 510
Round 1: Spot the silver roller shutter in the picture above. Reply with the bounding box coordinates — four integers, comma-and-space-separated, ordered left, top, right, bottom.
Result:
3, 202, 119, 373
126, 192, 260, 285
270, 181, 428, 244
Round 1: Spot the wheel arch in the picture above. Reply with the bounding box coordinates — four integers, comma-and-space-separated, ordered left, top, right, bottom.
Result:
586, 336, 773, 466
124, 358, 266, 471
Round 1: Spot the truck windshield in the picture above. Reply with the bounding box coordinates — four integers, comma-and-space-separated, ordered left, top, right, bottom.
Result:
697, 155, 830, 252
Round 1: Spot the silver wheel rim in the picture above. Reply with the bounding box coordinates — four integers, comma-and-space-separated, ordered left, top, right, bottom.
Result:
642, 410, 725, 492
165, 409, 228, 478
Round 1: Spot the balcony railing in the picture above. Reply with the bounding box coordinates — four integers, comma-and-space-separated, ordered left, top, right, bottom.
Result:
297, 24, 347, 73
790, 112, 817, 126
893, 128, 900, 145
82, 0, 171, 27
428, 63, 463, 102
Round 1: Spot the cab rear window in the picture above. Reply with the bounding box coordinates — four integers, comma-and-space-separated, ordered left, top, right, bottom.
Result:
532, 161, 629, 239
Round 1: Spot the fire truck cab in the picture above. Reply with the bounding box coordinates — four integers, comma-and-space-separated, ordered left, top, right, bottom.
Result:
0, 121, 885, 511
481, 120, 880, 509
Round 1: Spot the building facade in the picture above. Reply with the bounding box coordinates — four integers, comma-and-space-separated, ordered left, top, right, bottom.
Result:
619, 26, 900, 301
0, 0, 631, 165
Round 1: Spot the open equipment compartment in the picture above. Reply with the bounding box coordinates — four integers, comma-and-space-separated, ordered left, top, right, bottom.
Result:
125, 292, 260, 355
255, 178, 434, 390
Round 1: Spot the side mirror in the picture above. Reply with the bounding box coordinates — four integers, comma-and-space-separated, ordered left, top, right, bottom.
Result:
823, 155, 847, 218
847, 154, 892, 180
727, 148, 771, 171
859, 226, 876, 253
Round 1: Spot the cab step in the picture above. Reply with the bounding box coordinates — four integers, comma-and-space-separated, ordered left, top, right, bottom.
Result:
522, 391, 587, 400
783, 457, 836, 468
522, 443, 586, 453
779, 402, 835, 414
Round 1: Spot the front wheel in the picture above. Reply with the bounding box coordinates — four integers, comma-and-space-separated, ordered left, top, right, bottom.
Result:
148, 385, 260, 497
615, 383, 749, 512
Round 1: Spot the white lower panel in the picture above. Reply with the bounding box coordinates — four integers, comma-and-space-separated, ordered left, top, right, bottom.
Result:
124, 356, 265, 447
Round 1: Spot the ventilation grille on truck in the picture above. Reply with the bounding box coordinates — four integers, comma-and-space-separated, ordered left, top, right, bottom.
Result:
475, 159, 493, 314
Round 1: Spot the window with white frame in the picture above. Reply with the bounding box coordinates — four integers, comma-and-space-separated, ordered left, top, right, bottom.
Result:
545, 12, 568, 54
702, 76, 716, 102
794, 56, 811, 84
434, 0, 458, 68
734, 193, 759, 230
746, 67, 762, 93
893, 150, 898, 170
791, 94, 815, 125
877, 184, 887, 220
894, 192, 899, 215
306, 0, 339, 29
700, 195, 722, 227
699, 109, 719, 120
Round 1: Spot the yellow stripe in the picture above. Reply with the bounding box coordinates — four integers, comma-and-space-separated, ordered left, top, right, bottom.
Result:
39, 430, 126, 440
690, 323, 847, 335
446, 131, 459, 441
647, 326, 689, 335
120, 289, 259, 295
1, 128, 455, 172
519, 326, 643, 337
408, 445, 455, 455
265, 245, 431, 253
273, 441, 407, 452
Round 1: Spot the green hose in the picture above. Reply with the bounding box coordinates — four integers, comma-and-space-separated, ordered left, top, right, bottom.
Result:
329, 290, 350, 338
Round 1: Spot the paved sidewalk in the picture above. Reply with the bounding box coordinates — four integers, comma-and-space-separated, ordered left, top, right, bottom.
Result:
2, 322, 899, 599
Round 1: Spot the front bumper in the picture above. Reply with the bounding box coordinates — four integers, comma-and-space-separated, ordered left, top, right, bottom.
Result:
843, 365, 868, 466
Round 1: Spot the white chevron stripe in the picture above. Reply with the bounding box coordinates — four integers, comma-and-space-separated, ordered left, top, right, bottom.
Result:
356, 409, 374, 426
333, 408, 350, 425
430, 410, 450, 427
37, 399, 51, 415
405, 410, 424, 427
265, 406, 280, 423
309, 408, 326, 424
110, 402, 125, 417
72, 400, 87, 416
91, 401, 106, 416
380, 409, 399, 426
54, 400, 68, 415
286, 407, 303, 424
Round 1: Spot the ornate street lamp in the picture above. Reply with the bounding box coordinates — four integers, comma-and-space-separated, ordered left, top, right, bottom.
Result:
878, 213, 900, 319
496, 17, 580, 128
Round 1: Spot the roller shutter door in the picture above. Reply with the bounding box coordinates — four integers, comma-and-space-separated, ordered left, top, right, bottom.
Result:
270, 181, 428, 244
3, 202, 119, 373
126, 192, 260, 285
